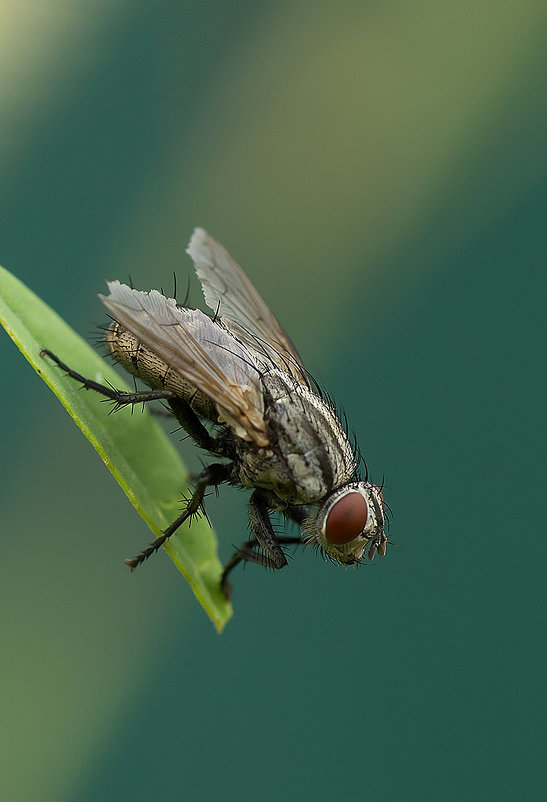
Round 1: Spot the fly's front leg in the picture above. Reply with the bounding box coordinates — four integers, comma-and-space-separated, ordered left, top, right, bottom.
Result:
125, 462, 232, 570
221, 532, 302, 600
284, 504, 312, 527
248, 490, 288, 571
40, 349, 178, 408
220, 491, 288, 598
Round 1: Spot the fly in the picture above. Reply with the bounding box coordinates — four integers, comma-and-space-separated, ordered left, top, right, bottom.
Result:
41, 229, 388, 597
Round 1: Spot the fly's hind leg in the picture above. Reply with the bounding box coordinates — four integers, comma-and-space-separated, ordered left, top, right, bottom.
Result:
40, 349, 178, 408
42, 349, 233, 572
125, 462, 232, 570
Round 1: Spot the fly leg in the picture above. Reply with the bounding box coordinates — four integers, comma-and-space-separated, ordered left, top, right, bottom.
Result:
42, 349, 232, 572
220, 535, 303, 600
220, 493, 298, 598
148, 406, 175, 418
249, 490, 288, 570
125, 462, 232, 570
40, 349, 179, 408
284, 504, 311, 526
167, 397, 216, 452
43, 350, 220, 452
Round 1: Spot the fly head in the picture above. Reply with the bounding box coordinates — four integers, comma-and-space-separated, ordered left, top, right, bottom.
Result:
305, 482, 387, 565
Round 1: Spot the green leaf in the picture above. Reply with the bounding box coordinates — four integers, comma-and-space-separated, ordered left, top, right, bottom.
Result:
0, 265, 232, 632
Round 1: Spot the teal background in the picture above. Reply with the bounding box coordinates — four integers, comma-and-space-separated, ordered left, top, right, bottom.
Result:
0, 2, 545, 800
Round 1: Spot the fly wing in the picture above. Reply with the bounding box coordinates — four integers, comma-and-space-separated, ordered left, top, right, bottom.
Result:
186, 228, 309, 387
100, 281, 269, 446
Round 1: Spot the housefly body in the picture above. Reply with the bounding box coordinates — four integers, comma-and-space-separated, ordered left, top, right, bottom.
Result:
42, 229, 388, 597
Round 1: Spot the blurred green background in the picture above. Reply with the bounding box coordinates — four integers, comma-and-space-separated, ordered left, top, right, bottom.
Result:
1, 2, 545, 800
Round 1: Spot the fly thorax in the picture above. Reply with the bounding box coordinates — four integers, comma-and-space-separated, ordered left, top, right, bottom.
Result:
260, 371, 357, 503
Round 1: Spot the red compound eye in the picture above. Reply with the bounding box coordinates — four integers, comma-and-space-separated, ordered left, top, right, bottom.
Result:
325, 492, 368, 545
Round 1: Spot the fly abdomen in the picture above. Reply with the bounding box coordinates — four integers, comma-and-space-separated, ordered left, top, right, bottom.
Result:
104, 321, 215, 418
105, 321, 187, 393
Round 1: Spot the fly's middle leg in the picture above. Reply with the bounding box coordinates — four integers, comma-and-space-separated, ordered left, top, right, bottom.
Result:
167, 397, 216, 452
125, 462, 232, 570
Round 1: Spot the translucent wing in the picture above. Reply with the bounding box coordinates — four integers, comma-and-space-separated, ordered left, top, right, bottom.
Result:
100, 281, 269, 446
186, 228, 309, 386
